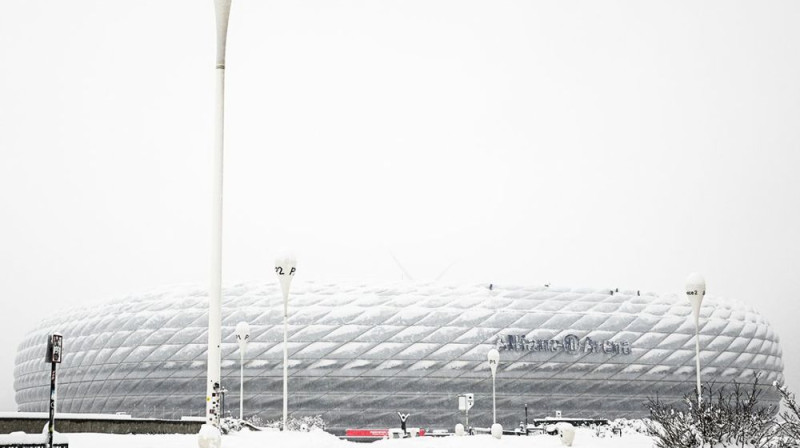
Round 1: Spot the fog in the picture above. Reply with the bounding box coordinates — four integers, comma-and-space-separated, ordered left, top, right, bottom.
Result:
1, 0, 799, 410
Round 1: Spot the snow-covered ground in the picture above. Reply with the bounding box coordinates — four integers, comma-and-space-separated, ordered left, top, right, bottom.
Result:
62, 428, 655, 448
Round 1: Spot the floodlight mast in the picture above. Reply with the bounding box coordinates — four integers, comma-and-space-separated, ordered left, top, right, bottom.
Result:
205, 0, 232, 434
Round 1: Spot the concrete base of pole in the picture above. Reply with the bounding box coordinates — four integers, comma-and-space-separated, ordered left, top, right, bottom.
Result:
491, 423, 502, 439
197, 424, 221, 448
558, 423, 575, 446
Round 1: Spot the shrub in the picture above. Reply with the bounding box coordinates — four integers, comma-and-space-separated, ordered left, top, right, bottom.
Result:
646, 374, 779, 448
260, 415, 326, 431
774, 382, 800, 447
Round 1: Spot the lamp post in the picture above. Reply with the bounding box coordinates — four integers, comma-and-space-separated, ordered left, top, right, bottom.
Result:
200, 1, 232, 446
235, 321, 250, 421
487, 348, 499, 424
275, 256, 297, 430
685, 273, 706, 404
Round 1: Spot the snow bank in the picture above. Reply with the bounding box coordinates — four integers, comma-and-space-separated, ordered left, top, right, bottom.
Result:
62, 428, 655, 448
0, 432, 68, 445
372, 429, 652, 448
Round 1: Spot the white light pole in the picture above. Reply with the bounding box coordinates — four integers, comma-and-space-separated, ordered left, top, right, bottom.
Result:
685, 273, 706, 404
201, 1, 232, 446
235, 321, 250, 421
275, 257, 297, 430
487, 348, 499, 424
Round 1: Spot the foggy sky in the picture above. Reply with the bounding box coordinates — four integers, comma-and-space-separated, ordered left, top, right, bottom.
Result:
1, 0, 799, 411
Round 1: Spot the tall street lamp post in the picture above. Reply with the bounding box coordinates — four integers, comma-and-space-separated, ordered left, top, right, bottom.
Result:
487, 348, 499, 424
488, 347, 501, 439
201, 0, 232, 445
235, 321, 250, 420
686, 273, 706, 404
275, 257, 297, 430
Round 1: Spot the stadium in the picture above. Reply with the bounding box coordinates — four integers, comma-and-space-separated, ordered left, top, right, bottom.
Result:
13, 282, 784, 430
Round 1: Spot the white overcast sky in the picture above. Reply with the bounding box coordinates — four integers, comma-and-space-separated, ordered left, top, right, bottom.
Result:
1, 0, 799, 411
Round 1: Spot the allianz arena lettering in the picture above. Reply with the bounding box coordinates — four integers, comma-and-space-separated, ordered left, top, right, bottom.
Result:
13, 282, 784, 429
497, 334, 632, 355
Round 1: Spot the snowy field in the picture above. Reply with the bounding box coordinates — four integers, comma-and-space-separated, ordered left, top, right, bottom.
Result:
62, 428, 656, 448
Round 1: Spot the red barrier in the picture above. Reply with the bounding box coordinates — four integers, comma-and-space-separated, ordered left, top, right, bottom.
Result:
345, 428, 427, 437
345, 429, 388, 438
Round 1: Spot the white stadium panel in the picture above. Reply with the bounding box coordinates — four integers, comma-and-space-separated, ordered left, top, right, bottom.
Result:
14, 282, 783, 429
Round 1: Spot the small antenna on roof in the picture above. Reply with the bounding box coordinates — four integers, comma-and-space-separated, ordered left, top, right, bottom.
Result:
434, 259, 459, 282
389, 252, 415, 281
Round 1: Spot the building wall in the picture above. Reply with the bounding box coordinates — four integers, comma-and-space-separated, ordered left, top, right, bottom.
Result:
14, 282, 784, 429
0, 415, 201, 435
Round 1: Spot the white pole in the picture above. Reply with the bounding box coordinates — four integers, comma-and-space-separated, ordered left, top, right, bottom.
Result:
240, 349, 244, 420
275, 257, 297, 431
234, 321, 249, 422
204, 66, 224, 427
685, 273, 706, 405
487, 348, 499, 424
694, 314, 701, 402
283, 293, 288, 429
492, 372, 496, 424
205, 0, 232, 432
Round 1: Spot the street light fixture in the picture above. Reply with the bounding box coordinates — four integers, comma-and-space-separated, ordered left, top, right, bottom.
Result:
275, 256, 297, 430
487, 348, 499, 424
201, 0, 232, 446
685, 273, 706, 404
235, 321, 250, 421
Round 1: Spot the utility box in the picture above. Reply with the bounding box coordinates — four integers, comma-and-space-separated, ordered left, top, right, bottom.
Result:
458, 394, 474, 411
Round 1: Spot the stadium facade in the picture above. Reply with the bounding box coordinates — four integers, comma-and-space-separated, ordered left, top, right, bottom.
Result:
14, 282, 784, 429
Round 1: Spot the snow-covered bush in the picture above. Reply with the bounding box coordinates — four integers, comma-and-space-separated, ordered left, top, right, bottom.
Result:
260, 415, 326, 432
775, 382, 800, 447
221, 417, 243, 433
622, 418, 651, 435
646, 375, 779, 448
246, 415, 265, 427
592, 418, 650, 438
